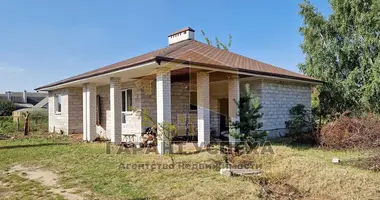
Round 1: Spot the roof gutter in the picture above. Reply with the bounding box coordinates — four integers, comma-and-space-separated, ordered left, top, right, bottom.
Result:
35, 59, 157, 91
35, 55, 323, 91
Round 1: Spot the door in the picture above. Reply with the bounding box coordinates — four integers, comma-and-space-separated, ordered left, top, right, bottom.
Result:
219, 98, 229, 132
121, 89, 132, 134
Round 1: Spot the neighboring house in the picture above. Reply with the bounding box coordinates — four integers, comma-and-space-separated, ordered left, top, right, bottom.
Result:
35, 27, 322, 154
0, 91, 48, 108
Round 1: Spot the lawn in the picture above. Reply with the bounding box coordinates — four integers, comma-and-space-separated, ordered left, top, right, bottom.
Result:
0, 133, 379, 200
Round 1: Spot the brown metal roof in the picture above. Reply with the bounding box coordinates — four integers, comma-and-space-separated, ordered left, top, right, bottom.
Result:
35, 39, 322, 90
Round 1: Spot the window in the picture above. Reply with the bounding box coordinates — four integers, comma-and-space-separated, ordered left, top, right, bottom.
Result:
55, 94, 61, 113
127, 89, 132, 112
122, 91, 126, 112
190, 91, 197, 110
96, 95, 102, 125
122, 89, 133, 113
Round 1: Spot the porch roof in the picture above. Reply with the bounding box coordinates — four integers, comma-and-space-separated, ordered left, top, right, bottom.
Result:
35, 39, 322, 91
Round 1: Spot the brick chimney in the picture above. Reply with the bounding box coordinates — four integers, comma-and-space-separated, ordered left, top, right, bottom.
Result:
168, 27, 195, 45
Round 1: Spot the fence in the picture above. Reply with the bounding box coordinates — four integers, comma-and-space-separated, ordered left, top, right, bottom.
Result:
0, 115, 48, 134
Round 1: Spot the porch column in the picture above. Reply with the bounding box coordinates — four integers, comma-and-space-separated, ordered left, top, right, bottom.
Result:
197, 72, 210, 147
156, 68, 171, 155
82, 83, 97, 141
110, 77, 122, 144
228, 75, 240, 146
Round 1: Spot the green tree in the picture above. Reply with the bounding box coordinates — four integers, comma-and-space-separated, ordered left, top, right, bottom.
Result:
229, 84, 267, 143
285, 104, 313, 137
299, 0, 380, 115
0, 100, 17, 116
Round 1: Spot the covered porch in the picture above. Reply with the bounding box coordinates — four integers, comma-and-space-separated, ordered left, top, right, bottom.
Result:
80, 62, 247, 154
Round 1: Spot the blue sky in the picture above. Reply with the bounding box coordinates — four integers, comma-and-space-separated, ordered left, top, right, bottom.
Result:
0, 0, 331, 93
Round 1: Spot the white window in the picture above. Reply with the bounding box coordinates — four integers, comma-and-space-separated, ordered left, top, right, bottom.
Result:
122, 89, 133, 112
55, 94, 62, 114
126, 89, 132, 112
121, 89, 133, 124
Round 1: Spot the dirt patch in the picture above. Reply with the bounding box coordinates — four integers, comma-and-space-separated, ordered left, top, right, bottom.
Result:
7, 165, 89, 200
70, 133, 83, 143
250, 177, 305, 200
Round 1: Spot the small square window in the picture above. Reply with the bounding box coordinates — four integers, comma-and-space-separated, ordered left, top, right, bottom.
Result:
55, 94, 62, 113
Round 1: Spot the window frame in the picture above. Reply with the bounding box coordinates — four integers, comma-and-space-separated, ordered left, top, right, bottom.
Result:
122, 89, 133, 114
96, 95, 102, 125
126, 89, 133, 112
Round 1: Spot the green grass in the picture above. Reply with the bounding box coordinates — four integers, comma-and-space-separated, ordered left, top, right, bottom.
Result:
0, 134, 379, 199
0, 173, 65, 199
0, 115, 48, 137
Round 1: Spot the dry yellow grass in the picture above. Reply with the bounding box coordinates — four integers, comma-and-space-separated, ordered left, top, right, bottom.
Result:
238, 145, 380, 199
0, 136, 379, 199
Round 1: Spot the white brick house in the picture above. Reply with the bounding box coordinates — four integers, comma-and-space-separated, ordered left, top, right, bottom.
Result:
36, 27, 322, 154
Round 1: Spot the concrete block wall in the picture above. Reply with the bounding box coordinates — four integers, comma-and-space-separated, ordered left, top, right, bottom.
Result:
141, 81, 198, 136
172, 82, 198, 136
68, 88, 83, 134
48, 89, 69, 134
96, 81, 143, 141
240, 79, 262, 100
48, 88, 83, 134
259, 80, 312, 137
140, 81, 157, 129
47, 78, 312, 140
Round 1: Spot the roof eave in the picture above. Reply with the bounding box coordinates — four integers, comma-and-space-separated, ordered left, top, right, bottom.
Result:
34, 59, 158, 91
155, 56, 324, 85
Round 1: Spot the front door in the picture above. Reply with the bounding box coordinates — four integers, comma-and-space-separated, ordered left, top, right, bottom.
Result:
121, 89, 132, 134
219, 98, 229, 132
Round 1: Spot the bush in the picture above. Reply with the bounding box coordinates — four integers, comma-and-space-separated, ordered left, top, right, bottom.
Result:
0, 100, 17, 116
285, 104, 315, 144
320, 112, 380, 149
0, 116, 16, 134
230, 84, 267, 142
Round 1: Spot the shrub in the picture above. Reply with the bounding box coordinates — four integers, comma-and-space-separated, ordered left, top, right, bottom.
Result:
0, 100, 17, 116
230, 84, 267, 142
285, 104, 315, 143
320, 112, 380, 149
0, 116, 16, 134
